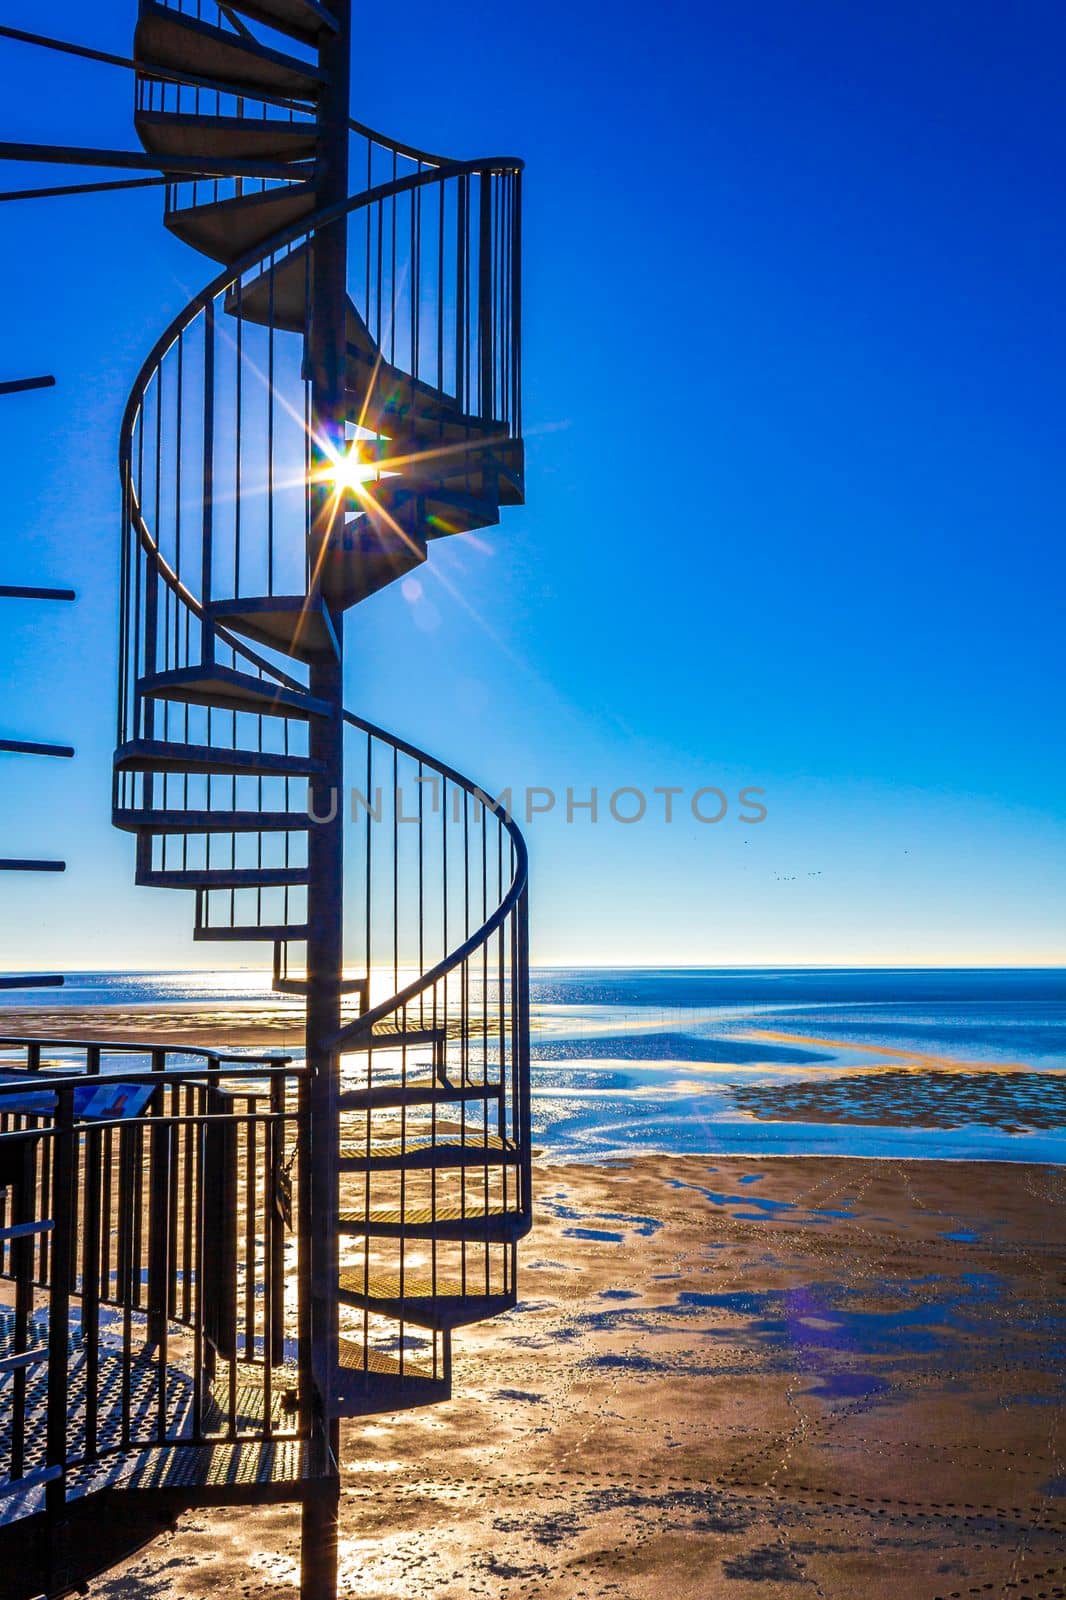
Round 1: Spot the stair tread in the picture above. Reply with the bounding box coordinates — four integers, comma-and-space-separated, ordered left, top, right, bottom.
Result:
139, 865, 309, 890
113, 808, 313, 834
347, 1026, 446, 1048
335, 1340, 435, 1381
339, 1270, 468, 1300
141, 665, 329, 721
115, 738, 322, 777
321, 516, 426, 609
135, 110, 317, 164
337, 1272, 516, 1328
339, 1132, 519, 1170
166, 182, 316, 266
340, 1200, 514, 1227
135, 2, 323, 99
225, 242, 312, 332
338, 1079, 501, 1110
195, 921, 309, 942
211, 595, 338, 663
346, 347, 505, 444
226, 0, 337, 45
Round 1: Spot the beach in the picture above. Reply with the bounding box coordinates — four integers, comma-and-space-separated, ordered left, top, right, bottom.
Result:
89, 1149, 1066, 1598
2, 970, 1063, 1596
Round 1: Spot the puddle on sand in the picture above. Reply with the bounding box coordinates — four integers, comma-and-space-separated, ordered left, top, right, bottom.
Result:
542, 1192, 663, 1238
665, 1175, 855, 1225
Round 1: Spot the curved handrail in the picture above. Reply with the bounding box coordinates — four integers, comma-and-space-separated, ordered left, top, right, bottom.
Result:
121, 155, 524, 450
121, 154, 524, 651
348, 114, 450, 172
330, 708, 529, 1049
121, 147, 528, 1060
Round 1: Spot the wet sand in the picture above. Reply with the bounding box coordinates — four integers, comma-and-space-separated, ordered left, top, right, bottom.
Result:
0, 1002, 305, 1050
95, 1152, 1066, 1599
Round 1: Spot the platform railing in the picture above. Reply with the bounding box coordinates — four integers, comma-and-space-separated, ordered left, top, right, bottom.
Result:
0, 1049, 310, 1525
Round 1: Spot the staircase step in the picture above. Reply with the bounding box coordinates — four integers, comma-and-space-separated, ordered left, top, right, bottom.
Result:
422, 487, 501, 539
137, 864, 309, 891
222, 0, 337, 46
272, 959, 367, 998
224, 242, 312, 332
135, 110, 317, 165
337, 1271, 516, 1330
194, 921, 309, 943
321, 503, 427, 610
338, 1026, 446, 1054
363, 435, 524, 506
346, 345, 504, 445
347, 474, 500, 538
210, 595, 338, 663
339, 1132, 519, 1173
114, 739, 323, 779
331, 1339, 448, 1415
112, 807, 314, 835
339, 1200, 524, 1242
141, 665, 329, 721
338, 1079, 501, 1112
135, 2, 324, 100
166, 181, 316, 265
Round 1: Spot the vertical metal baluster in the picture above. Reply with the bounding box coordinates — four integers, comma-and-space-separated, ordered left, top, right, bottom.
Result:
82, 1054, 102, 1461
45, 1091, 74, 1525
201, 300, 215, 666
119, 1124, 134, 1450
244, 1098, 256, 1365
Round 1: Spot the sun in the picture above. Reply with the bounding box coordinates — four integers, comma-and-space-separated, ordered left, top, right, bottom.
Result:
320, 440, 379, 496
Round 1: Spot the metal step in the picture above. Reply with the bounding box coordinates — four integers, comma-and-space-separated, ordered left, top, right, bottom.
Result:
423, 487, 501, 539
209, 595, 339, 663
320, 502, 427, 610
227, 0, 338, 45
272, 949, 366, 999
165, 181, 316, 265
338, 1199, 524, 1242
343, 477, 500, 541
194, 920, 309, 943
362, 434, 524, 507
135, 2, 324, 100
338, 1079, 501, 1112
331, 1338, 448, 1415
135, 110, 317, 165
337, 1025, 446, 1055
346, 347, 503, 445
114, 738, 323, 779
112, 807, 314, 835
337, 1271, 516, 1330
224, 242, 312, 332
339, 1132, 520, 1173
348, 473, 501, 536
141, 665, 329, 721
137, 864, 309, 891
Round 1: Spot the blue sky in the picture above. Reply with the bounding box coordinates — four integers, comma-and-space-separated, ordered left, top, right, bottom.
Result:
1, 0, 1064, 970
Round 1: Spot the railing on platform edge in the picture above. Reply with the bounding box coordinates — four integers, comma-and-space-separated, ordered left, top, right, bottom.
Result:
0, 1048, 312, 1523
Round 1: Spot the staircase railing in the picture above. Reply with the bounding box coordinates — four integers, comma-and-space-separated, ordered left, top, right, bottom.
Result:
0, 1049, 309, 1532
115, 160, 523, 952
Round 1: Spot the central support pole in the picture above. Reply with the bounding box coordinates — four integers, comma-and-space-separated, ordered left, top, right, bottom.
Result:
302, 4, 351, 1597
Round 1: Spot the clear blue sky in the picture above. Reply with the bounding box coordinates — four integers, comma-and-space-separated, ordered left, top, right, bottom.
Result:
1, 0, 1064, 970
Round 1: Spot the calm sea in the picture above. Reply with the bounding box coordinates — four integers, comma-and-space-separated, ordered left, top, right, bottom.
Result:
2, 967, 1064, 1164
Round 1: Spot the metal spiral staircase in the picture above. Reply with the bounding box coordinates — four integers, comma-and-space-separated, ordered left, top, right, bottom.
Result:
0, 6, 529, 1589
113, 0, 530, 1455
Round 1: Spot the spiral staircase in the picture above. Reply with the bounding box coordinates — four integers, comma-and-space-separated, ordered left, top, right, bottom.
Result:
109, 0, 531, 1566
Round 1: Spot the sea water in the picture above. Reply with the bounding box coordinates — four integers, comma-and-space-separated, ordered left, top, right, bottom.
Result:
1, 967, 1063, 1163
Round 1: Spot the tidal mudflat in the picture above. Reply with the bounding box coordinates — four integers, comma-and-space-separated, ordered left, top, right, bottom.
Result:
96, 1153, 1066, 1599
